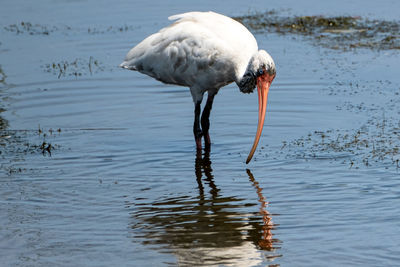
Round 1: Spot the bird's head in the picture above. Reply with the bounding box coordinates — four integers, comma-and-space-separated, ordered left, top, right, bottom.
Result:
239, 50, 276, 164
238, 50, 275, 94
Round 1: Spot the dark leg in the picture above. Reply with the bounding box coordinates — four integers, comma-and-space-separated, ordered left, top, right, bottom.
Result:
201, 93, 216, 151
193, 101, 202, 151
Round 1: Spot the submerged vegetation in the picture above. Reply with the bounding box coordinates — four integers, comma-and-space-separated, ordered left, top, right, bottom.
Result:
86, 25, 138, 34
281, 117, 400, 169
6, 14, 398, 50
235, 11, 400, 50
235, 11, 400, 168
3, 21, 58, 35
3, 21, 138, 35
42, 57, 105, 78
0, 126, 60, 175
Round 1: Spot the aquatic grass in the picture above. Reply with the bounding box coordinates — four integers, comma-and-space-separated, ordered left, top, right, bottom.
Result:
235, 12, 400, 50
0, 126, 62, 175
42, 57, 105, 78
87, 24, 139, 34
3, 21, 139, 35
3, 21, 57, 35
278, 114, 400, 169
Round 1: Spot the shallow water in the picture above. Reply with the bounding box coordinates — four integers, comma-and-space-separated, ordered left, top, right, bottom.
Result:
1, 1, 400, 266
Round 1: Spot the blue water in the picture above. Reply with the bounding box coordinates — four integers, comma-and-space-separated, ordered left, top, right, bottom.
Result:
1, 1, 400, 266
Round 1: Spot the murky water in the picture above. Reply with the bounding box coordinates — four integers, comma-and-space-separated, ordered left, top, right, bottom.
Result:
1, 1, 400, 266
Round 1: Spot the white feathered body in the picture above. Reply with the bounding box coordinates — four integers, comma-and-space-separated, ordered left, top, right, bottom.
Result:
120, 11, 258, 102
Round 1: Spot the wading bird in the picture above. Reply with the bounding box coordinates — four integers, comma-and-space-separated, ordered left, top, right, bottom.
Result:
120, 11, 276, 163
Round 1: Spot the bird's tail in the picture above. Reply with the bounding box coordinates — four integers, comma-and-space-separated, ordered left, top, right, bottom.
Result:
119, 61, 136, 70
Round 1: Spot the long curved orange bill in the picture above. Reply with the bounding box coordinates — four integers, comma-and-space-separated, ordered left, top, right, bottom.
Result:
246, 79, 271, 164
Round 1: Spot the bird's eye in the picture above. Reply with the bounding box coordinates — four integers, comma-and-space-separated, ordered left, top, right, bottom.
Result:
257, 69, 264, 76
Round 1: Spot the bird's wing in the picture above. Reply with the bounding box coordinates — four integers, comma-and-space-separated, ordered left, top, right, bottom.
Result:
120, 12, 258, 89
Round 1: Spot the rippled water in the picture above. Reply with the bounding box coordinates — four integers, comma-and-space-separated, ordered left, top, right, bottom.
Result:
1, 0, 400, 266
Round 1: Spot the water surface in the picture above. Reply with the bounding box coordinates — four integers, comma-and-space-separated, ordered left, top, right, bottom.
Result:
1, 0, 400, 266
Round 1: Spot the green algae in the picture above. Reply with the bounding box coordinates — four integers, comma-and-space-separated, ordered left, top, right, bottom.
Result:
235, 12, 400, 50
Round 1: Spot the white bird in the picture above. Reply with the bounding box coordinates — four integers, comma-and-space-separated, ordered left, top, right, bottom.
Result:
120, 11, 276, 164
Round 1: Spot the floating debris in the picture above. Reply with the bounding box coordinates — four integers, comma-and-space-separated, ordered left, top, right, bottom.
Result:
3, 21, 57, 35
235, 12, 400, 50
279, 114, 400, 169
3, 21, 138, 35
42, 57, 105, 78
38, 141, 53, 155
87, 24, 138, 34
0, 126, 61, 176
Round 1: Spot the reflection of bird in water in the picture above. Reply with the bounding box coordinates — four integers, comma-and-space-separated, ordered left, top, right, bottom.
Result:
195, 151, 219, 201
128, 153, 281, 266
246, 169, 281, 255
